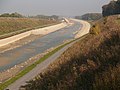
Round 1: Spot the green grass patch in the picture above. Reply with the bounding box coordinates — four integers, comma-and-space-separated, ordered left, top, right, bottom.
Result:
0, 35, 86, 90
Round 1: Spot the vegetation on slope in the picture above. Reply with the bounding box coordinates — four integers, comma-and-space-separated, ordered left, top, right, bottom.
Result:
102, 0, 120, 17
30, 15, 59, 20
0, 12, 59, 20
0, 17, 58, 39
75, 13, 102, 20
22, 15, 120, 90
0, 12, 24, 18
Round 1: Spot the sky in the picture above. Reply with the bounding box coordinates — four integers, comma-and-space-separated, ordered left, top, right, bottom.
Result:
0, 0, 110, 16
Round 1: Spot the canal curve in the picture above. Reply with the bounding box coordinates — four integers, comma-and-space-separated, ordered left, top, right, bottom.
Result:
0, 21, 82, 72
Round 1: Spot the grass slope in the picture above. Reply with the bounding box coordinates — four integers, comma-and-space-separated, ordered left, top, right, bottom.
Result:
23, 15, 120, 90
0, 17, 58, 39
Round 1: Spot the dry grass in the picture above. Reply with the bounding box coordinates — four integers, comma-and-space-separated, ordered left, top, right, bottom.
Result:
0, 17, 58, 37
116, 19, 120, 24
90, 23, 101, 35
22, 15, 120, 90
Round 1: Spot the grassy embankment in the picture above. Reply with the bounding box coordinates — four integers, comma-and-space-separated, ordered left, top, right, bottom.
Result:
22, 15, 120, 90
0, 17, 59, 39
0, 35, 87, 90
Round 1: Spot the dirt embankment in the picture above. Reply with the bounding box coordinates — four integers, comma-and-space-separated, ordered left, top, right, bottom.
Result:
23, 15, 120, 90
0, 17, 58, 36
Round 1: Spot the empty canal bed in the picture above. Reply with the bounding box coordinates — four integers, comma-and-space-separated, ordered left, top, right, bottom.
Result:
0, 21, 81, 72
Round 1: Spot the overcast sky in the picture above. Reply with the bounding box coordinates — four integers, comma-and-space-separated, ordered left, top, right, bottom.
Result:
0, 0, 110, 16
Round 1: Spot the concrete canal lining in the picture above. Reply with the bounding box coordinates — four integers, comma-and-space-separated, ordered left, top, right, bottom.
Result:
0, 23, 67, 47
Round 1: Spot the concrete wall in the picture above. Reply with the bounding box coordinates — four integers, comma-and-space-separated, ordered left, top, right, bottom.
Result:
0, 31, 31, 47
72, 19, 90, 38
0, 23, 67, 47
32, 23, 66, 35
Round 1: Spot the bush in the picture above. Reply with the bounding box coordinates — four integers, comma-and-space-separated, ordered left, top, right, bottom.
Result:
0, 12, 24, 18
90, 24, 101, 35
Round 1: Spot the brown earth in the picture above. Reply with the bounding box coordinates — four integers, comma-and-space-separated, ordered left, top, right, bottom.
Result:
0, 17, 58, 39
23, 15, 120, 90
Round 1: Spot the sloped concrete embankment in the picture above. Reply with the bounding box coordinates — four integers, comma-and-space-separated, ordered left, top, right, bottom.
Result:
72, 19, 91, 38
0, 23, 67, 47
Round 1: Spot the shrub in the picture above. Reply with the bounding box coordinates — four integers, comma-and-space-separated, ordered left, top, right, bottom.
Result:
90, 24, 101, 35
